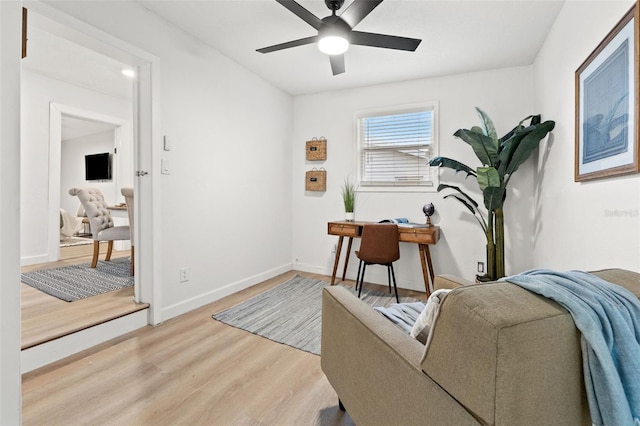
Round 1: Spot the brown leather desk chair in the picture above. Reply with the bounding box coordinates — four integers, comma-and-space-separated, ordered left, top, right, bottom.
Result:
355, 223, 400, 303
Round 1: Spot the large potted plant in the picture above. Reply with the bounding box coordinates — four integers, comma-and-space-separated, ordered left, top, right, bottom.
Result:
429, 108, 555, 281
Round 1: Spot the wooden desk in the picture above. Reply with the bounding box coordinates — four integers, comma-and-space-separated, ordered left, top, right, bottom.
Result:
328, 221, 440, 296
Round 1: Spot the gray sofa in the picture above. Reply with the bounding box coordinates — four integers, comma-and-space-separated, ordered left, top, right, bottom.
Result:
321, 269, 640, 425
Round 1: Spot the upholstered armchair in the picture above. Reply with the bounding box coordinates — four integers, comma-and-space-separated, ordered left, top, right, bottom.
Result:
68, 187, 130, 268
120, 187, 134, 275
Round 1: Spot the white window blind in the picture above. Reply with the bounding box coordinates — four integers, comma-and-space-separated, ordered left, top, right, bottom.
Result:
357, 106, 437, 188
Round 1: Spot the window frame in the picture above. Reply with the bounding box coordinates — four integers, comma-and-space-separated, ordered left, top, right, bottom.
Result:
355, 101, 439, 193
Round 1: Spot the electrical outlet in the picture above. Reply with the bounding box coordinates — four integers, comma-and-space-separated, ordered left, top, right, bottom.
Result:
180, 267, 189, 283
477, 262, 485, 273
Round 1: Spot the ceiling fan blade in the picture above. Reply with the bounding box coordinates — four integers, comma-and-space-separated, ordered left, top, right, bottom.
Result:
351, 31, 421, 51
329, 54, 345, 75
276, 0, 323, 30
339, 0, 384, 28
257, 35, 318, 53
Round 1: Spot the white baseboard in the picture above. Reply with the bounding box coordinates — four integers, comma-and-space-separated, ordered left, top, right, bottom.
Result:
161, 263, 293, 321
292, 262, 328, 275
21, 309, 149, 374
21, 254, 49, 267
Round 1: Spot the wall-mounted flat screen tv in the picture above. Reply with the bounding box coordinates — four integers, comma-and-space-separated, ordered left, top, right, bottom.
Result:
85, 152, 112, 181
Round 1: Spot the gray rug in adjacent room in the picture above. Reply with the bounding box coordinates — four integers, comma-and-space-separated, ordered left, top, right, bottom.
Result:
21, 257, 133, 302
212, 275, 421, 355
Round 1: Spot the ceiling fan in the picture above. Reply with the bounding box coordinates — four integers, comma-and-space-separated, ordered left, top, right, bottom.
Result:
257, 0, 422, 76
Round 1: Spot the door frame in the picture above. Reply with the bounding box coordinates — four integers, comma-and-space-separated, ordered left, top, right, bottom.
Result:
25, 0, 163, 323
0, 2, 24, 422
48, 103, 130, 263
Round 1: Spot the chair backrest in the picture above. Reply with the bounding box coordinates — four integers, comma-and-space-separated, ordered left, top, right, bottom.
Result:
358, 223, 400, 264
68, 187, 113, 239
120, 187, 134, 244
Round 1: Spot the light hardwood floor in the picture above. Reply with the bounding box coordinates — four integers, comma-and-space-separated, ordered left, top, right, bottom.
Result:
22, 270, 426, 425
21, 243, 147, 349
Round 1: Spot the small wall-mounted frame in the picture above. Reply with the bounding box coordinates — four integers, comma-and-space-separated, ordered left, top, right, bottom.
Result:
305, 168, 326, 191
306, 137, 327, 161
575, 4, 639, 181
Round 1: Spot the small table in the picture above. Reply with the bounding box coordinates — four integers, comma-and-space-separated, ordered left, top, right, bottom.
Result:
108, 205, 128, 218
108, 206, 130, 252
328, 221, 440, 296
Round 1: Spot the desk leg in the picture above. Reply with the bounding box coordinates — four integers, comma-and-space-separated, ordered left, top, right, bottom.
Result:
341, 237, 353, 281
418, 244, 434, 297
424, 244, 435, 285
331, 236, 344, 285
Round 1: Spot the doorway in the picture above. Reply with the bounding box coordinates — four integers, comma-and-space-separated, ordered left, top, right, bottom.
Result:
20, 4, 161, 343
50, 107, 133, 258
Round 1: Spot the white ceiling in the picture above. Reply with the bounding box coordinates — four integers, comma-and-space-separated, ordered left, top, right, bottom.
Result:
137, 0, 566, 96
61, 116, 117, 142
22, 22, 134, 100
22, 1, 565, 100
22, 12, 133, 141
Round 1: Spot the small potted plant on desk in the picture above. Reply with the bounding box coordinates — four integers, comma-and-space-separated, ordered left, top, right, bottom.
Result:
341, 178, 356, 221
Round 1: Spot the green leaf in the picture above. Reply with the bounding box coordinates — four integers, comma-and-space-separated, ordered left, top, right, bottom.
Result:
443, 193, 487, 233
443, 194, 477, 216
439, 184, 488, 232
504, 120, 555, 176
497, 126, 536, 177
498, 115, 536, 142
477, 167, 501, 191
476, 107, 498, 142
454, 128, 498, 166
438, 184, 479, 208
483, 186, 505, 211
429, 157, 477, 178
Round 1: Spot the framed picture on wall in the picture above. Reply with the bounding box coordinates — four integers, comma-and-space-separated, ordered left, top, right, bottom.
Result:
575, 4, 639, 182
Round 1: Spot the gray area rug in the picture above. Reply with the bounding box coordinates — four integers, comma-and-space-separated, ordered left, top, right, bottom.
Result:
212, 275, 421, 355
21, 257, 133, 302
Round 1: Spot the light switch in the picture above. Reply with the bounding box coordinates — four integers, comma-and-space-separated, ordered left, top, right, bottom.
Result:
161, 159, 170, 175
163, 135, 171, 151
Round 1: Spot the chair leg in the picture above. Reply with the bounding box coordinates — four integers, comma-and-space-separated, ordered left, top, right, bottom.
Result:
390, 263, 399, 303
105, 240, 114, 261
338, 398, 346, 412
91, 241, 100, 268
130, 245, 135, 276
387, 266, 392, 293
355, 259, 363, 291
358, 264, 367, 299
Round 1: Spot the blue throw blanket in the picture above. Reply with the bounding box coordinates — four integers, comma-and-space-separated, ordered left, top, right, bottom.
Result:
502, 270, 640, 426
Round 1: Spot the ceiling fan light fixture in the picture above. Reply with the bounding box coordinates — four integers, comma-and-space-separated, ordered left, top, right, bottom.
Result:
318, 35, 349, 55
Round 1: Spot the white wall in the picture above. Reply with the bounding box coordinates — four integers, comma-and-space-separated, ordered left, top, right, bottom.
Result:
21, 70, 132, 263
0, 1, 23, 422
61, 129, 116, 215
292, 66, 536, 288
46, 1, 294, 318
533, 0, 640, 272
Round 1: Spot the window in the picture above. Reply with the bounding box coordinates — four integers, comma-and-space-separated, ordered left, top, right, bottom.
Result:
357, 102, 438, 191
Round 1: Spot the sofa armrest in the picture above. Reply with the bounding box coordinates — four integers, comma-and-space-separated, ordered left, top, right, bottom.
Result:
321, 286, 480, 426
434, 274, 475, 290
